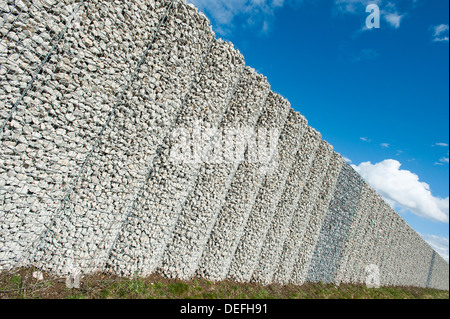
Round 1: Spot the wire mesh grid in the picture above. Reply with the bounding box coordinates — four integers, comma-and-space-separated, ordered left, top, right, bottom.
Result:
1, 0, 176, 272
0, 0, 228, 277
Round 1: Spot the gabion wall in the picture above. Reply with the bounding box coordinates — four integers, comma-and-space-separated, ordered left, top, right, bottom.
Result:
0, 0, 448, 291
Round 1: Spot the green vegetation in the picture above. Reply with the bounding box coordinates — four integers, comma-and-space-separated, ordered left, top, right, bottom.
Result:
0, 268, 448, 299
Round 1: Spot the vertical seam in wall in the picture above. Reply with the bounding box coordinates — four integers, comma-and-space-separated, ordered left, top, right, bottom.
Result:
252, 147, 304, 284
270, 136, 323, 285
247, 124, 307, 281
102, 39, 215, 271
291, 154, 343, 285
222, 104, 291, 279
333, 183, 367, 284
381, 207, 394, 285
0, 1, 85, 139
23, 0, 177, 269
305, 163, 361, 283
331, 178, 366, 283
153, 67, 246, 272
188, 86, 272, 276
426, 251, 436, 288
289, 143, 333, 283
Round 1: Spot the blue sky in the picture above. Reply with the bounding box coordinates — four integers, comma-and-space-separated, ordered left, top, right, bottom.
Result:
188, 0, 449, 261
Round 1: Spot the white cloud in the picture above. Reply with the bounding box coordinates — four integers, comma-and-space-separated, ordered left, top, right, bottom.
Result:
436, 150, 450, 165
382, 2, 404, 29
431, 24, 449, 42
187, 0, 301, 35
343, 157, 353, 163
384, 11, 403, 28
420, 234, 449, 263
261, 20, 270, 34
360, 137, 371, 142
435, 142, 449, 147
352, 159, 449, 223
380, 143, 390, 148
